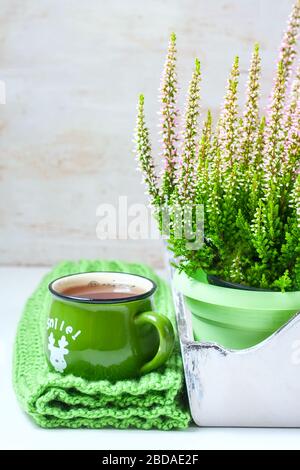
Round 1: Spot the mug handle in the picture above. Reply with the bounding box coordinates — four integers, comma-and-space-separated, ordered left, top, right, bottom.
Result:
134, 311, 175, 374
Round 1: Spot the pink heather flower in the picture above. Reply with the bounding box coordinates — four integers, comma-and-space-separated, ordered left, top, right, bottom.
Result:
279, 0, 300, 82
264, 1, 300, 192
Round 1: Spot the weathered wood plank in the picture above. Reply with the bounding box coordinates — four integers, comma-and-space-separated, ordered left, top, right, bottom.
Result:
0, 0, 295, 266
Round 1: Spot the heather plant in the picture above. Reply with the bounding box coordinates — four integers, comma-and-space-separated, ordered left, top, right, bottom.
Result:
134, 1, 300, 292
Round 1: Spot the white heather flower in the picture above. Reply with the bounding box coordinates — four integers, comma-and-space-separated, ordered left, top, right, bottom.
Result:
159, 33, 180, 200
134, 95, 160, 206
176, 58, 201, 205
291, 175, 300, 228
285, 62, 300, 133
218, 57, 240, 170
283, 97, 300, 176
240, 44, 261, 167
197, 110, 212, 203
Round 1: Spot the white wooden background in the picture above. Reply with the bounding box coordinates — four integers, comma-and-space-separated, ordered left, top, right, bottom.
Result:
0, 0, 295, 267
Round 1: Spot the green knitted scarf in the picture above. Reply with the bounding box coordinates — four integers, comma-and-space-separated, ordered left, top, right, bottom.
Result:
13, 260, 190, 430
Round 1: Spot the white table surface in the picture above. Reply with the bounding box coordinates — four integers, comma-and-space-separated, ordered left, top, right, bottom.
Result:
1, 266, 300, 450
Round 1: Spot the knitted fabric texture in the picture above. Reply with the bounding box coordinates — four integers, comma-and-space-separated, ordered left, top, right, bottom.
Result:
13, 260, 190, 430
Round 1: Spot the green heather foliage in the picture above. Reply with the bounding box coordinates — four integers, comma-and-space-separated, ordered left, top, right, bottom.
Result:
134, 2, 300, 292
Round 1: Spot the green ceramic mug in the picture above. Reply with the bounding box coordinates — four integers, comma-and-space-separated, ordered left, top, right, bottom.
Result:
46, 271, 175, 381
